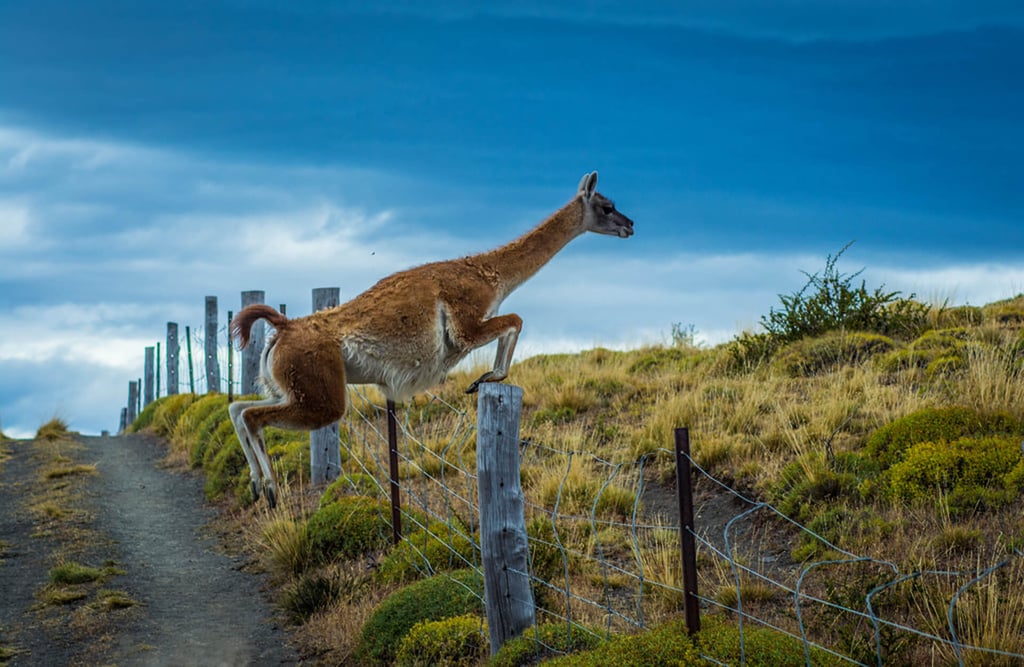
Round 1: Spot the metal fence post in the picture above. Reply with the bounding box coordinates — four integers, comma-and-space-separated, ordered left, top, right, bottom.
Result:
675, 427, 701, 635
387, 399, 402, 545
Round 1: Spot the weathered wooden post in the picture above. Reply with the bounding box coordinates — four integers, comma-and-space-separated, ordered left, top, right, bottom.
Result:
476, 383, 534, 654
240, 290, 266, 395
119, 407, 128, 434
310, 287, 342, 485
156, 342, 161, 398
205, 296, 220, 393
167, 323, 179, 395
127, 381, 139, 424
143, 346, 155, 407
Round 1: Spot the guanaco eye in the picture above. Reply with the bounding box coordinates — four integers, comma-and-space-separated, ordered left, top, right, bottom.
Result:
601, 204, 614, 214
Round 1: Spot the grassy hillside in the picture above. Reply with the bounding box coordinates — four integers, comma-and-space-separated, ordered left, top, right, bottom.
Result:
133, 261, 1024, 664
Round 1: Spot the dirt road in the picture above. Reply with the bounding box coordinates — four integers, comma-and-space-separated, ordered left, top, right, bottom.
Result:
0, 432, 298, 666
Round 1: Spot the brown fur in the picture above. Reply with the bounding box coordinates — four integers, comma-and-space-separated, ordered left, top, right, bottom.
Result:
228, 172, 633, 506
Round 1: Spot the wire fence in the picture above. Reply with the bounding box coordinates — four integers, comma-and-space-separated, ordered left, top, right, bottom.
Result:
329, 386, 1024, 666
122, 298, 1024, 664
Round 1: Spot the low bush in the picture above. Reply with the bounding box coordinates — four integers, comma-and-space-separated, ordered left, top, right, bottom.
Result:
320, 473, 382, 508
355, 568, 484, 666
864, 406, 1021, 469
394, 614, 488, 667
376, 520, 477, 585
887, 435, 1023, 513
306, 495, 391, 563
145, 394, 196, 436
544, 616, 845, 667
773, 331, 896, 376
491, 622, 604, 667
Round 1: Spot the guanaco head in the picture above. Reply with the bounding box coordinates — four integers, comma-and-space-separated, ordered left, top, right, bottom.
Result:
578, 171, 634, 239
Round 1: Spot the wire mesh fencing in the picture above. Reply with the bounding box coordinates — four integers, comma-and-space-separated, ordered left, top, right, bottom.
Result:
326, 387, 1024, 665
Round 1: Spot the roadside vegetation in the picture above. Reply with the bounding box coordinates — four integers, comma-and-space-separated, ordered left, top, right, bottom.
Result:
133, 246, 1024, 664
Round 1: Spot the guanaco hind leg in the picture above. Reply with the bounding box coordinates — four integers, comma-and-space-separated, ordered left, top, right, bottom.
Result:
229, 396, 283, 505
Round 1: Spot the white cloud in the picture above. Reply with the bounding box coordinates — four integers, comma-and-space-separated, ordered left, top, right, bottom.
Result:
0, 200, 32, 247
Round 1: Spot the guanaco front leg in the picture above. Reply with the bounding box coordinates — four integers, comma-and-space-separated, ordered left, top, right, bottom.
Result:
465, 313, 523, 393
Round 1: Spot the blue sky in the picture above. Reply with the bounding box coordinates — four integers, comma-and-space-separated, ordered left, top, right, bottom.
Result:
1, 2, 1023, 437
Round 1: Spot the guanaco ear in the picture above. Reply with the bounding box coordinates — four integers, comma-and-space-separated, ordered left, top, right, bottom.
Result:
578, 171, 598, 200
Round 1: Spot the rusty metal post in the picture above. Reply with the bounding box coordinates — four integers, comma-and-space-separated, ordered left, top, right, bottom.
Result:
675, 427, 701, 635
387, 399, 402, 545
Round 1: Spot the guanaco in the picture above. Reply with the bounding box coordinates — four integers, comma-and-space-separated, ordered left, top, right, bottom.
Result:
230, 172, 634, 505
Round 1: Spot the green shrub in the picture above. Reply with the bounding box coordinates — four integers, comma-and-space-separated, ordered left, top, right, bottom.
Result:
356, 569, 484, 666
395, 614, 488, 667
171, 394, 229, 449
306, 495, 391, 563
204, 433, 248, 501
187, 397, 231, 467
490, 622, 604, 667
320, 473, 383, 507
544, 617, 844, 667
924, 355, 966, 380
147, 393, 196, 436
910, 327, 970, 352
376, 520, 477, 585
756, 242, 928, 352
773, 331, 896, 376
887, 435, 1022, 512
864, 406, 1021, 469
130, 398, 161, 432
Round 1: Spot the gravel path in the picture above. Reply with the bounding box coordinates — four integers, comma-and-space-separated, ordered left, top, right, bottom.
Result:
0, 433, 299, 666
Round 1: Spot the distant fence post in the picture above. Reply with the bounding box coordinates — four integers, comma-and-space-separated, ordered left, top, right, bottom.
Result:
119, 408, 127, 434
127, 381, 139, 425
675, 427, 701, 636
240, 290, 266, 395
156, 341, 161, 398
167, 323, 179, 395
205, 296, 220, 393
227, 310, 234, 402
143, 346, 155, 407
310, 287, 342, 486
476, 383, 534, 655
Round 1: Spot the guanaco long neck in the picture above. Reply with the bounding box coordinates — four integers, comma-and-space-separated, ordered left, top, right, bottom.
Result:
478, 196, 585, 298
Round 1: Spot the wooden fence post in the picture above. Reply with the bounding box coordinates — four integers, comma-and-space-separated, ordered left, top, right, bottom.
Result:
477, 383, 534, 654
205, 296, 220, 393
143, 346, 155, 407
675, 427, 701, 636
167, 323, 179, 395
119, 407, 128, 434
127, 381, 139, 425
310, 287, 341, 485
240, 290, 265, 395
156, 342, 161, 398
